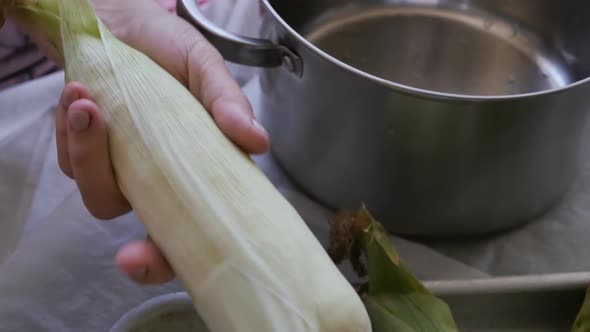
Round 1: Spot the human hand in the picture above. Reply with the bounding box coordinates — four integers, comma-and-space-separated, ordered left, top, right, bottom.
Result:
49, 0, 269, 284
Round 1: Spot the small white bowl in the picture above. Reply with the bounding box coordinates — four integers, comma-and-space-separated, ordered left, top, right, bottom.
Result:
110, 292, 209, 332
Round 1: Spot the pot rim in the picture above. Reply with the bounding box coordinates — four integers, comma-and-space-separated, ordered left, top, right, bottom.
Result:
109, 292, 197, 332
261, 0, 590, 102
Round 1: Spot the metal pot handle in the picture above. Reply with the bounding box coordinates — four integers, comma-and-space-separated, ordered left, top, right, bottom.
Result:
177, 0, 301, 73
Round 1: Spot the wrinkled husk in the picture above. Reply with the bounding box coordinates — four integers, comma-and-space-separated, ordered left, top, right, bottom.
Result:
329, 207, 458, 332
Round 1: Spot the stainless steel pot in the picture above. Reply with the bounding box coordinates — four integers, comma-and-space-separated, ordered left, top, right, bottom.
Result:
178, 0, 590, 237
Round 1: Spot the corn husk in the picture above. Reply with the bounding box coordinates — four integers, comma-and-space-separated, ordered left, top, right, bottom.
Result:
4, 0, 372, 331
573, 287, 590, 331
328, 207, 458, 331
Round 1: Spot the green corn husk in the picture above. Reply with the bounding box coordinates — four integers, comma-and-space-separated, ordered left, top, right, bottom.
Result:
328, 207, 459, 332
573, 287, 590, 332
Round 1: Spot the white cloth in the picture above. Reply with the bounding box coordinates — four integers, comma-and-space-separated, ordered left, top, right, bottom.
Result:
0, 71, 490, 332
3, 1, 590, 331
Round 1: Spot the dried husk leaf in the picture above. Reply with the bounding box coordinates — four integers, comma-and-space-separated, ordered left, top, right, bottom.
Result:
329, 207, 458, 332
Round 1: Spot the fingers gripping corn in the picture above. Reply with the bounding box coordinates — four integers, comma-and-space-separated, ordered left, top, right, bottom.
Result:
6, 0, 372, 331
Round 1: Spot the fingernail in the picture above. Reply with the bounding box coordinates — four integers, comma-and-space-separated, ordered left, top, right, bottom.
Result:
68, 107, 90, 132
63, 89, 79, 108
251, 118, 267, 135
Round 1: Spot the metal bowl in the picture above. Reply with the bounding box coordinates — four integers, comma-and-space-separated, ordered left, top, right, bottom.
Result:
109, 293, 208, 332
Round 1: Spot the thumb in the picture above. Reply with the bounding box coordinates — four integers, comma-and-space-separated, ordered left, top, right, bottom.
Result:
66, 98, 131, 220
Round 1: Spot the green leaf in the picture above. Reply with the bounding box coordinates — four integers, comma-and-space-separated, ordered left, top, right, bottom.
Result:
364, 293, 458, 332
572, 287, 590, 332
361, 220, 429, 296
328, 207, 459, 332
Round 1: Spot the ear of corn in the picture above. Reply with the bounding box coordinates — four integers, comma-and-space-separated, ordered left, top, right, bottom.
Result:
6, 0, 372, 331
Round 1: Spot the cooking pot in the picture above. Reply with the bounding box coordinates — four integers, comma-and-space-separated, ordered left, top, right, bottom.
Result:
178, 0, 590, 237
